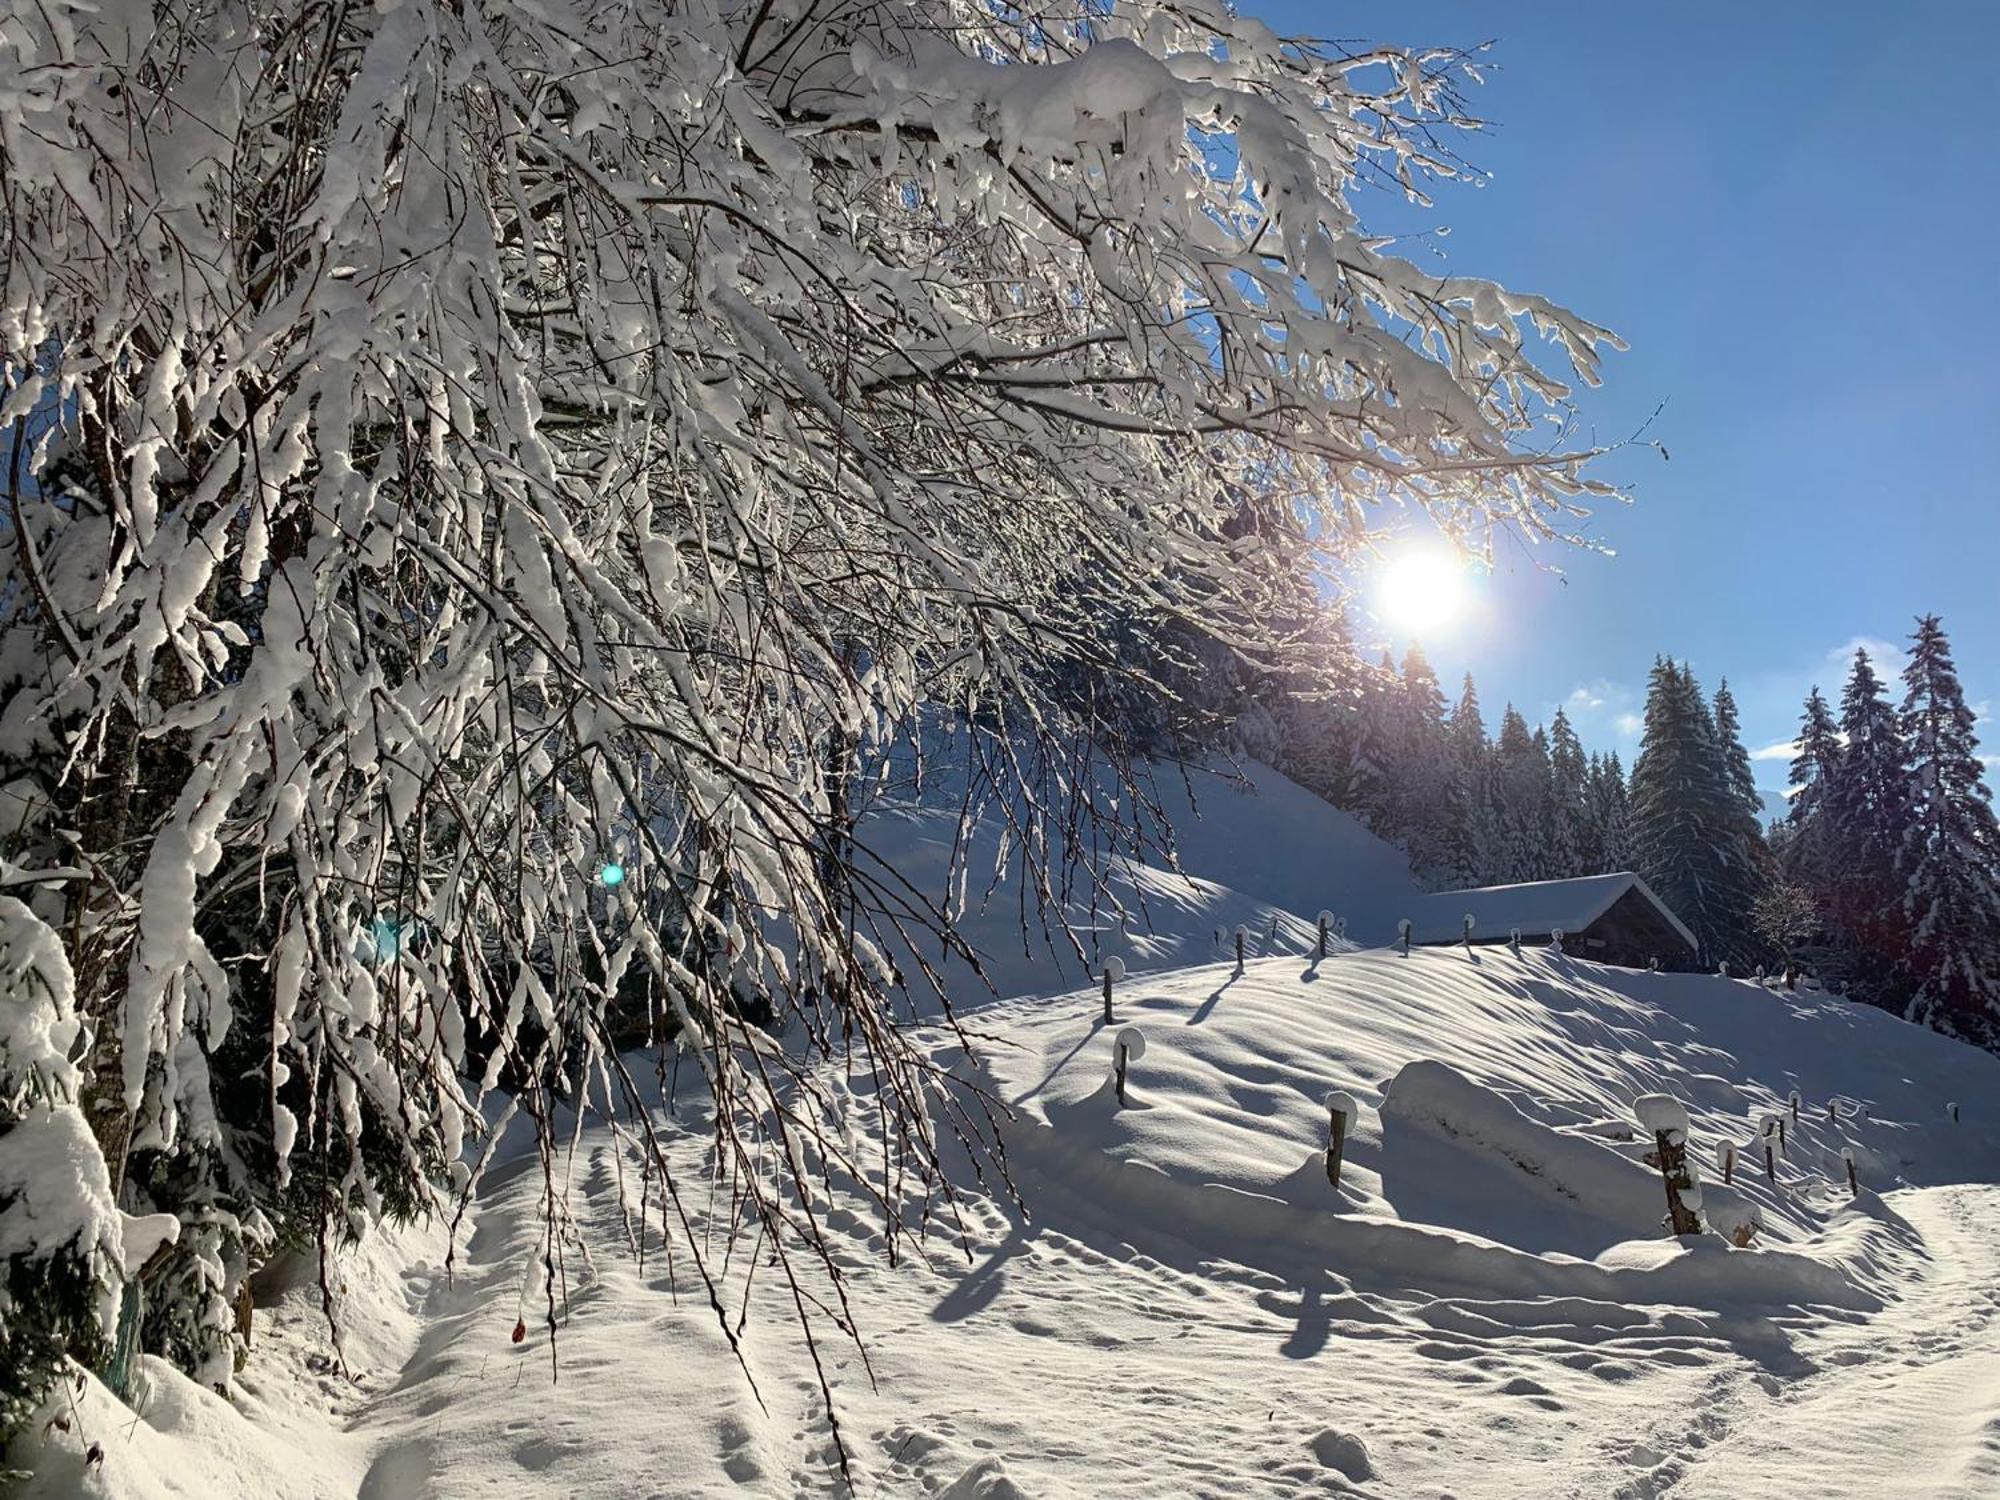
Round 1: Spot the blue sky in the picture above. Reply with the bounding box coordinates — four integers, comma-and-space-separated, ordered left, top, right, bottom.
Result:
1272, 1, 1999, 808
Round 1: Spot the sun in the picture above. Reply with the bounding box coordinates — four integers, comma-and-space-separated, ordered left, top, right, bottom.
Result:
1375, 549, 1468, 636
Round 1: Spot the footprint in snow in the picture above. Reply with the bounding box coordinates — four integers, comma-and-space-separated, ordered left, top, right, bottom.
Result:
1308, 1428, 1376, 1483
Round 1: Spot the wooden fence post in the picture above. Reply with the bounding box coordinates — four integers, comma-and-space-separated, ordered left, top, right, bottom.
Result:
1101, 955, 1124, 1026
1637, 1095, 1701, 1237
1716, 1140, 1737, 1185
1317, 910, 1334, 961
1842, 1146, 1859, 1198
1398, 918, 1412, 957
1462, 913, 1476, 954
1948, 1101, 1960, 1124
1324, 1090, 1356, 1189
1113, 1027, 1146, 1107
1233, 924, 1247, 971
1788, 1090, 1800, 1128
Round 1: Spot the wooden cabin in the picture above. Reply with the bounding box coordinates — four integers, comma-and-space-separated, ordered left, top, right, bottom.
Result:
1405, 873, 1700, 970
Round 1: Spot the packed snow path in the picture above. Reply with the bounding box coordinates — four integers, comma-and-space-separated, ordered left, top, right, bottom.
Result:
1645, 1184, 2000, 1500
321, 1150, 2000, 1498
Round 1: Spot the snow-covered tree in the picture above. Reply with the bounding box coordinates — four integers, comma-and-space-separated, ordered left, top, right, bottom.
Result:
1492, 707, 1552, 883
0, 0, 1621, 1441
1343, 652, 1405, 838
1546, 708, 1589, 877
1706, 679, 1774, 966
1630, 659, 1759, 963
1580, 751, 1633, 874
1437, 674, 1496, 887
1393, 646, 1456, 884
1821, 649, 1915, 1002
1897, 617, 2000, 1042
1781, 685, 1844, 906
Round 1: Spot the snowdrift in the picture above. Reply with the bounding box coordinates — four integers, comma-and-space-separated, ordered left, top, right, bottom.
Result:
957, 944, 2000, 1312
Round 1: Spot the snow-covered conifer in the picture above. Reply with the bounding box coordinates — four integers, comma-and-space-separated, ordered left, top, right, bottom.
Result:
1897, 617, 2000, 1043
1819, 650, 1916, 1004
1547, 709, 1589, 877
1492, 707, 1553, 883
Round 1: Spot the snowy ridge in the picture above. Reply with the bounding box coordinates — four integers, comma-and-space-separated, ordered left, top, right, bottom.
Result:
860, 756, 1420, 1002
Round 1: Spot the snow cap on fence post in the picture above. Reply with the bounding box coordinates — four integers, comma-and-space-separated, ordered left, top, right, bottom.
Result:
1398, 917, 1412, 956
1948, 1101, 1961, 1124
1550, 927, 1564, 955
1509, 927, 1522, 957
1461, 913, 1476, 950
1635, 1094, 1690, 1146
1715, 1139, 1738, 1185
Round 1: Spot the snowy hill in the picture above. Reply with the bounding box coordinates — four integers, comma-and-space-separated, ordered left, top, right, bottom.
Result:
969, 946, 2000, 1295
21, 763, 2000, 1500
862, 756, 1424, 1001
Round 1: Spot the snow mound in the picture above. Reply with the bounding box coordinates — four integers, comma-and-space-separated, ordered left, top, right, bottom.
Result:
957, 945, 2000, 1307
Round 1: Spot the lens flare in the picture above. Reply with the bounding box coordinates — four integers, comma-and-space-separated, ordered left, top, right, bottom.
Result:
1376, 549, 1468, 636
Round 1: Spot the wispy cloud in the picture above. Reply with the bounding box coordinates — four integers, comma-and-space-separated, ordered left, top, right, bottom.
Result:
1749, 738, 1797, 763
1554, 678, 1642, 745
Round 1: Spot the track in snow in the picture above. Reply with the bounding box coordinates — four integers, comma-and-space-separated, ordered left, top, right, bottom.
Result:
1625, 1185, 2000, 1500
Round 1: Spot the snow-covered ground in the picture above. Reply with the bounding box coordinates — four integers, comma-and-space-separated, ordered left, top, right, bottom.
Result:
21, 764, 2000, 1499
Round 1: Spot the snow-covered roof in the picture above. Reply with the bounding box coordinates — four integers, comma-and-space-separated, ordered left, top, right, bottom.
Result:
1402, 873, 1698, 954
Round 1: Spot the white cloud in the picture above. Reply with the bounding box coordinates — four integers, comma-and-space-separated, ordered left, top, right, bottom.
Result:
1749, 738, 1797, 763
1824, 635, 1908, 683
1554, 679, 1640, 742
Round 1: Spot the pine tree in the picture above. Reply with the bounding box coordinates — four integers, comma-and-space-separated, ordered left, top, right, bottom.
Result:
1779, 685, 1844, 929
1344, 653, 1403, 837
1822, 648, 1915, 1003
1712, 681, 1764, 825
1898, 616, 2000, 1042
1394, 646, 1456, 884
1547, 709, 1589, 877
1438, 675, 1496, 887
1707, 679, 1775, 965
1581, 751, 1633, 874
1268, 608, 1368, 803
1630, 659, 1742, 962
1493, 707, 1553, 883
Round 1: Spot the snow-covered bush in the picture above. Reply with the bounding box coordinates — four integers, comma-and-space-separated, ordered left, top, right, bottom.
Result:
0, 893, 122, 1438
0, 0, 1620, 1443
